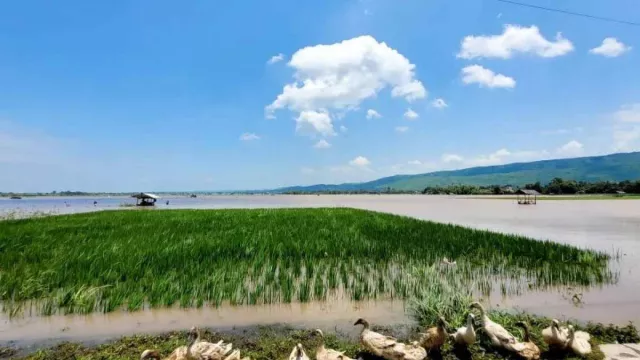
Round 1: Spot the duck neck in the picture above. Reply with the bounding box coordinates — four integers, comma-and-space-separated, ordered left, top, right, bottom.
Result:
317, 334, 326, 352
466, 316, 474, 328
521, 325, 531, 342
187, 334, 197, 359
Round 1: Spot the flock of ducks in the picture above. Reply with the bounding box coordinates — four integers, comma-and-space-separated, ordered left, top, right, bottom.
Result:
140, 303, 592, 360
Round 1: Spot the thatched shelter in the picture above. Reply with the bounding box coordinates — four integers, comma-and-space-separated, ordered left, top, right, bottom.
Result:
516, 189, 539, 205
131, 192, 159, 206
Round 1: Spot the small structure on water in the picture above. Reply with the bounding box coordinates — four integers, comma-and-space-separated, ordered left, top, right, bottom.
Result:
9, 196, 22, 199
132, 192, 159, 206
516, 189, 539, 205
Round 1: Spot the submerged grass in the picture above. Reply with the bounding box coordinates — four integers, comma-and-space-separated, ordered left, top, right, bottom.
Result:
0, 208, 615, 315
12, 318, 640, 360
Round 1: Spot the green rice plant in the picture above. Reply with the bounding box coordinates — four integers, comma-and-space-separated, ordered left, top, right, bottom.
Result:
0, 208, 615, 316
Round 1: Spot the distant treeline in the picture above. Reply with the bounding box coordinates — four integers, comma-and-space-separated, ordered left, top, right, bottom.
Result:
422, 178, 640, 195
282, 178, 640, 195
0, 191, 101, 197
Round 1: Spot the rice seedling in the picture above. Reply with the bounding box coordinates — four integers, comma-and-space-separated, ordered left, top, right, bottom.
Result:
0, 208, 615, 316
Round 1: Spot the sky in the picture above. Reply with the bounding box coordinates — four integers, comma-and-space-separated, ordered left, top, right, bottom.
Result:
1, 0, 639, 192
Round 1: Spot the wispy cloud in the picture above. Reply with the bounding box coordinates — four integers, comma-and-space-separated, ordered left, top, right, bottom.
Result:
313, 139, 331, 149
404, 108, 419, 120
239, 132, 260, 141
267, 53, 285, 64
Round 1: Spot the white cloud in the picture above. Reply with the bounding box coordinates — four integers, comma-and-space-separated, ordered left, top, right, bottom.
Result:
313, 139, 331, 149
295, 111, 336, 137
457, 25, 574, 59
432, 98, 448, 109
395, 126, 409, 133
441, 154, 464, 163
614, 104, 640, 123
461, 65, 516, 88
611, 104, 640, 151
349, 156, 371, 167
239, 133, 260, 141
590, 38, 631, 58
540, 127, 583, 135
613, 126, 640, 152
265, 35, 427, 121
366, 109, 382, 119
404, 108, 419, 120
389, 160, 437, 174
556, 140, 584, 156
340, 125, 348, 133
267, 53, 285, 64
301, 167, 315, 174
465, 148, 549, 166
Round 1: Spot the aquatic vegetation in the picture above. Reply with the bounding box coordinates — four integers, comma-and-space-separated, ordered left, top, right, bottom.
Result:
0, 208, 615, 315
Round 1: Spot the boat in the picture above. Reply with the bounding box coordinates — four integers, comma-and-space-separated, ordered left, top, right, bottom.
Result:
9, 196, 22, 199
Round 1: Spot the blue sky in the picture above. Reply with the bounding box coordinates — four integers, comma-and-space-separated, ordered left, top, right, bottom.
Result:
1, 0, 639, 192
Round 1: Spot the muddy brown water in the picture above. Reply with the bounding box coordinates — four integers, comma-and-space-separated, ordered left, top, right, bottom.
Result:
1, 195, 639, 347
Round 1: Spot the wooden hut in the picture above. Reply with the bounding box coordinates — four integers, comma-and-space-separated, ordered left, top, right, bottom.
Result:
131, 192, 159, 206
516, 189, 539, 205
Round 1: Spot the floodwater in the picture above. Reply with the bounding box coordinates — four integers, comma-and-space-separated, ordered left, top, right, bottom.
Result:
1, 195, 639, 346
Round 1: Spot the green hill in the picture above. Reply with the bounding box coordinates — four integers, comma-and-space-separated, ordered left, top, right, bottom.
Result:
277, 152, 640, 192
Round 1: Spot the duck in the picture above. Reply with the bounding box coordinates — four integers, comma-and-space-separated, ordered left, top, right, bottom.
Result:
395, 341, 427, 360
451, 313, 476, 346
289, 343, 310, 360
141, 328, 198, 360
418, 316, 448, 351
312, 329, 352, 360
541, 319, 570, 348
188, 327, 233, 360
440, 257, 457, 266
469, 302, 524, 351
514, 322, 540, 360
222, 350, 241, 360
354, 318, 404, 359
568, 325, 592, 356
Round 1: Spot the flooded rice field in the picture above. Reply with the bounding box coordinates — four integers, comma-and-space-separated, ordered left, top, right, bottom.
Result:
1, 195, 639, 346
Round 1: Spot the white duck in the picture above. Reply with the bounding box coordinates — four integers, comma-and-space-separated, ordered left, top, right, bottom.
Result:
541, 319, 570, 348
451, 313, 476, 346
395, 342, 427, 360
289, 343, 310, 360
142, 329, 199, 360
514, 321, 540, 360
313, 329, 353, 360
568, 325, 592, 356
354, 318, 404, 359
354, 319, 398, 355
188, 327, 233, 360
469, 302, 524, 352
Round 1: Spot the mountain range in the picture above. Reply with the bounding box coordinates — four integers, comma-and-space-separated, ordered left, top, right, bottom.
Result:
275, 152, 640, 192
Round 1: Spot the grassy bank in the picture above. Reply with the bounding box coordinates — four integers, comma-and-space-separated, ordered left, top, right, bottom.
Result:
0, 208, 614, 316
9, 317, 640, 360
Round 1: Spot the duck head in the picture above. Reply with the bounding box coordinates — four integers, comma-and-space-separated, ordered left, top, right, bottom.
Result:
354, 318, 369, 328
140, 350, 160, 360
